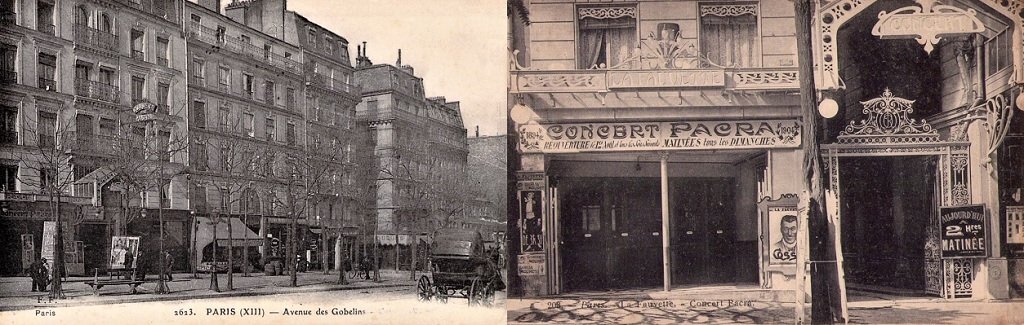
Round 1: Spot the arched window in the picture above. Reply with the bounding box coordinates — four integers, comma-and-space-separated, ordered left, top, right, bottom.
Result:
75, 6, 88, 26
99, 13, 112, 33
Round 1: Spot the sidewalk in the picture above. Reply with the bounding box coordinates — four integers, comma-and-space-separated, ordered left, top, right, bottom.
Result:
0, 269, 420, 311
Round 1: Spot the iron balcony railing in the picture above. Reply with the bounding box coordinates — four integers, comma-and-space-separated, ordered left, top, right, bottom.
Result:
121, 0, 177, 23
0, 10, 15, 25
308, 73, 361, 97
156, 57, 168, 67
75, 78, 120, 103
38, 77, 56, 91
186, 21, 301, 75
38, 23, 54, 35
0, 70, 15, 84
131, 49, 145, 61
74, 24, 118, 52
73, 132, 117, 156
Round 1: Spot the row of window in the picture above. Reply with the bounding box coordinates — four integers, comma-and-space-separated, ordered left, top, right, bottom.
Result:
191, 101, 297, 145
191, 58, 295, 108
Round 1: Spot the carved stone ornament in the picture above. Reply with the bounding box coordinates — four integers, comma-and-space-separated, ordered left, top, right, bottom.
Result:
578, 7, 636, 20
871, 0, 986, 54
837, 88, 939, 144
700, 4, 758, 17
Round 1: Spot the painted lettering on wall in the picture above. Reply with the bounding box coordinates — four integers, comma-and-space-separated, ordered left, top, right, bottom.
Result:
607, 70, 725, 89
518, 120, 801, 153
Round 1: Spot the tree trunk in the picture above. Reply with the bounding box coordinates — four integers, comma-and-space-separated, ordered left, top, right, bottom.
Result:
226, 211, 234, 291
794, 0, 844, 322
289, 216, 297, 287
243, 211, 249, 277
210, 218, 220, 292
156, 186, 169, 294
409, 234, 417, 280
49, 193, 65, 299
373, 238, 380, 282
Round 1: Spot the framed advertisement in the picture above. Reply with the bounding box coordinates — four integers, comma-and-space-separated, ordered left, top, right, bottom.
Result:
759, 194, 799, 275
939, 204, 986, 258
518, 189, 544, 253
20, 234, 34, 272
109, 236, 141, 270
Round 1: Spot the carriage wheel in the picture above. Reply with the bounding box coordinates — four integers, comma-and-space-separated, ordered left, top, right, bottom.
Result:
478, 280, 496, 307
416, 276, 433, 302
468, 278, 481, 306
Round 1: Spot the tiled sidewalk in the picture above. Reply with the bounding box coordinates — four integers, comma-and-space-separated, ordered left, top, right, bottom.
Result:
0, 269, 420, 311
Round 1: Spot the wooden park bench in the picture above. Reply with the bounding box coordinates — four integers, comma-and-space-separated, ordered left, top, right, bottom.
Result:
83, 268, 145, 296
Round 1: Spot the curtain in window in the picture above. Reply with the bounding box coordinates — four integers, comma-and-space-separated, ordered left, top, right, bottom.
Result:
577, 16, 636, 69
701, 13, 760, 68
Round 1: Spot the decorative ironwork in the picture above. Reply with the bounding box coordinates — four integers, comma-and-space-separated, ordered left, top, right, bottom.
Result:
578, 7, 636, 20
962, 93, 1016, 168
945, 258, 973, 298
517, 73, 603, 92
816, 0, 1024, 89
871, 0, 986, 54
837, 89, 939, 144
701, 4, 758, 17
950, 153, 970, 206
733, 71, 799, 89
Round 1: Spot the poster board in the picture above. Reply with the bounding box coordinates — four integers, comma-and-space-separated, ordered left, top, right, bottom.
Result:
109, 236, 141, 270
20, 234, 34, 273
517, 190, 544, 253
758, 194, 799, 282
939, 204, 987, 258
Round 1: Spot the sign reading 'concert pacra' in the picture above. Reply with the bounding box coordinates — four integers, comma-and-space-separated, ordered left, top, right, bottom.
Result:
517, 119, 802, 153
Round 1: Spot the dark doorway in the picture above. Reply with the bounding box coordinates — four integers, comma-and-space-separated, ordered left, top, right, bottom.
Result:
672, 178, 736, 285
840, 156, 936, 292
560, 177, 662, 292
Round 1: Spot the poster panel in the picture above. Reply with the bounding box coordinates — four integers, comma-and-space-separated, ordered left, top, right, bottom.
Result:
109, 236, 141, 270
518, 190, 544, 253
940, 204, 986, 258
767, 207, 799, 266
20, 234, 34, 271
517, 254, 546, 276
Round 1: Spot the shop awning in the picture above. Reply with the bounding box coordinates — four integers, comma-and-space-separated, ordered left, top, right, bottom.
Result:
194, 217, 263, 249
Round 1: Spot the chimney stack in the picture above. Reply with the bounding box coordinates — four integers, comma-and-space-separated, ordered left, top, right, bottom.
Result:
356, 41, 373, 68
475, 126, 479, 138
396, 49, 402, 67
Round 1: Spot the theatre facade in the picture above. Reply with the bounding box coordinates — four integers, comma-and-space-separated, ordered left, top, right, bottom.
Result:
507, 0, 1024, 301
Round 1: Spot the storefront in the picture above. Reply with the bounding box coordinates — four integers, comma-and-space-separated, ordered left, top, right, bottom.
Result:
810, 0, 1024, 300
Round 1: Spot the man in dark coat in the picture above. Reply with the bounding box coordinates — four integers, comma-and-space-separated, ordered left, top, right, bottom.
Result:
29, 258, 48, 292
163, 252, 174, 281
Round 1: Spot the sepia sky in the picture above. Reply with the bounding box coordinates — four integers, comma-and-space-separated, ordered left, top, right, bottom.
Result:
287, 0, 508, 136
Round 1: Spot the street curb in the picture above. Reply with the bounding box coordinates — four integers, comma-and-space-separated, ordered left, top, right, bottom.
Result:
0, 282, 414, 312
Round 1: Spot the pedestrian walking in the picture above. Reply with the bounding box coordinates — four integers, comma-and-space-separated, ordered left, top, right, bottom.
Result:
359, 255, 371, 280
163, 252, 174, 281
30, 258, 48, 292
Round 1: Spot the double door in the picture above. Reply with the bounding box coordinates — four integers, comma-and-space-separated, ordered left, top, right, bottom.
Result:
672, 178, 735, 285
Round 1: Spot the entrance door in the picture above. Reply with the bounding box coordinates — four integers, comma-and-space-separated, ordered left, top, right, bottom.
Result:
673, 178, 735, 285
560, 178, 661, 292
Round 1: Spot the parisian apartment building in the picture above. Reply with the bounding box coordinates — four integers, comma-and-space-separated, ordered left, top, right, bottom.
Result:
0, 0, 372, 275
353, 51, 474, 270
507, 0, 1024, 302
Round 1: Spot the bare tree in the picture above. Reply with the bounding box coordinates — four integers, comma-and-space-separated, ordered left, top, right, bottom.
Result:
102, 102, 189, 294
12, 103, 77, 299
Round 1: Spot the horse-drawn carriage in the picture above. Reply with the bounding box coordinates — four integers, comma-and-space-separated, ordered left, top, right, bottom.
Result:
416, 230, 503, 306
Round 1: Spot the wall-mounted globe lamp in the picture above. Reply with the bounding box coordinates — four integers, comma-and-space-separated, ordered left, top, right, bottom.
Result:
1016, 91, 1024, 112
818, 97, 839, 119
510, 103, 535, 125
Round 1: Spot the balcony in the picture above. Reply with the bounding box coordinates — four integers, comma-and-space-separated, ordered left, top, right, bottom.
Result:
0, 70, 15, 84
74, 24, 118, 53
186, 21, 301, 75
508, 46, 800, 93
156, 57, 168, 67
73, 132, 117, 156
0, 10, 14, 25
75, 78, 121, 103
190, 75, 205, 87
38, 77, 56, 91
121, 0, 177, 23
0, 130, 16, 145
37, 23, 54, 35
131, 49, 145, 61
308, 73, 361, 97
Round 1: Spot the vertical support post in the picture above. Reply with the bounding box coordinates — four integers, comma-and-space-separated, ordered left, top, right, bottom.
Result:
660, 152, 671, 292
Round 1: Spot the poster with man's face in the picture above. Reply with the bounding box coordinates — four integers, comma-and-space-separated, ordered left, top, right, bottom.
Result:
768, 208, 798, 265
